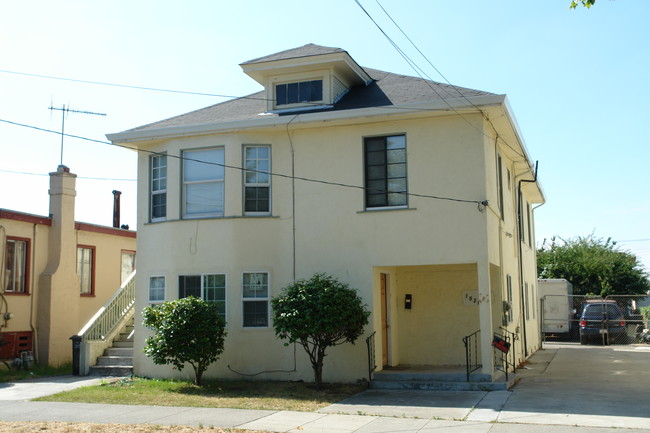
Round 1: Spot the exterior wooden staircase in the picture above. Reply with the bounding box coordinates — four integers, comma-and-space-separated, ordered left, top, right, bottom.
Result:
71, 271, 136, 376
88, 317, 134, 376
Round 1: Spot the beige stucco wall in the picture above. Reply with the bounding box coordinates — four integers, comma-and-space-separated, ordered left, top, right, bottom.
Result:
1, 207, 135, 366
392, 264, 480, 366
130, 108, 542, 383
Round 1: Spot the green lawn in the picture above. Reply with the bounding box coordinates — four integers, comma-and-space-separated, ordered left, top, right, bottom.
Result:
37, 376, 367, 412
0, 363, 72, 383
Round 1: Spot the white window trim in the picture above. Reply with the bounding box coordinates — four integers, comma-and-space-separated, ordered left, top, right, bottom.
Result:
151, 154, 167, 222
178, 273, 228, 323
241, 271, 270, 328
182, 147, 225, 219
243, 145, 271, 216
148, 275, 166, 304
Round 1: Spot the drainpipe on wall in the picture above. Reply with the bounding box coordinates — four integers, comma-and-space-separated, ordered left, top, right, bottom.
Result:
516, 161, 539, 358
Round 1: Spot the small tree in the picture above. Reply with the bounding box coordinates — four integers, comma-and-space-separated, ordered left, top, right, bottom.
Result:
271, 273, 370, 389
142, 296, 226, 386
537, 234, 650, 296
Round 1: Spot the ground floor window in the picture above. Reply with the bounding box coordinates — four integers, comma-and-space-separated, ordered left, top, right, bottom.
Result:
149, 276, 165, 303
4, 237, 30, 294
242, 272, 269, 327
77, 245, 95, 296
179, 274, 226, 321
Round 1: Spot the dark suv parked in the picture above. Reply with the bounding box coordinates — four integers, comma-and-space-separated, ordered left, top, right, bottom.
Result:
579, 300, 627, 345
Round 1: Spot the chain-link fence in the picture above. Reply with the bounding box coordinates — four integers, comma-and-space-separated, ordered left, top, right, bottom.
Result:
541, 294, 649, 345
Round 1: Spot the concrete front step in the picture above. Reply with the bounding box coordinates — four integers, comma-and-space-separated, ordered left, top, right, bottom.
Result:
89, 365, 133, 376
111, 340, 134, 348
106, 347, 133, 357
369, 377, 516, 391
370, 368, 517, 391
96, 355, 133, 366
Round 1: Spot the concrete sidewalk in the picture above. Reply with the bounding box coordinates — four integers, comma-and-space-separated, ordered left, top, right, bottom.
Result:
0, 343, 649, 432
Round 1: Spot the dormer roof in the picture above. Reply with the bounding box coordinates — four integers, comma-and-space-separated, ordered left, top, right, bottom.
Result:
240, 43, 371, 88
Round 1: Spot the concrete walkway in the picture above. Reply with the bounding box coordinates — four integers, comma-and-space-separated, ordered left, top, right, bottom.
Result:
0, 343, 649, 432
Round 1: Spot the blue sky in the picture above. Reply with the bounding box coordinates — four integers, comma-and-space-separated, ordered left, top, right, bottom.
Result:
2, 0, 649, 270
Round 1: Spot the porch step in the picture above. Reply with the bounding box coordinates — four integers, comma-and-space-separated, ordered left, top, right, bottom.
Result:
370, 370, 517, 391
88, 365, 134, 376
88, 317, 134, 376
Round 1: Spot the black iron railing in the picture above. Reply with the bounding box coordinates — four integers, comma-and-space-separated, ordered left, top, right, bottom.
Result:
495, 327, 517, 380
463, 329, 481, 382
365, 331, 377, 383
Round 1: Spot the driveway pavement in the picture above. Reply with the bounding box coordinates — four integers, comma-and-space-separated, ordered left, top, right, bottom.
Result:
0, 342, 649, 432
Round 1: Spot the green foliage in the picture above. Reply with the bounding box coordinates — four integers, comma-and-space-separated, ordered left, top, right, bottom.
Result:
142, 297, 226, 386
641, 306, 650, 324
271, 273, 370, 389
537, 234, 650, 296
570, 0, 596, 9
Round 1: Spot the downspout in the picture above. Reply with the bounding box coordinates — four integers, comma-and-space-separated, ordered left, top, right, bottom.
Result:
29, 223, 39, 363
516, 160, 538, 358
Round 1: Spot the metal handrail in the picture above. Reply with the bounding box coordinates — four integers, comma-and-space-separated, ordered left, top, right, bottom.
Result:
463, 329, 481, 382
496, 327, 517, 380
77, 270, 136, 341
365, 331, 377, 383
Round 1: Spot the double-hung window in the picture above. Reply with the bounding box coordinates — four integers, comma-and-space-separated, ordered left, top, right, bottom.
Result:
364, 134, 407, 208
151, 154, 167, 221
242, 272, 269, 327
183, 148, 225, 217
77, 245, 95, 296
4, 237, 29, 294
179, 274, 226, 321
149, 276, 165, 303
243, 145, 271, 215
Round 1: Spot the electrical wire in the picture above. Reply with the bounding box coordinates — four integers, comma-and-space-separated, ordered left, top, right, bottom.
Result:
0, 117, 487, 207
355, 0, 528, 162
0, 168, 135, 182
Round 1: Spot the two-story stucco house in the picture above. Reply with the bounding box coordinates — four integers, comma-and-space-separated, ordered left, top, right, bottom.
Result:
107, 44, 544, 386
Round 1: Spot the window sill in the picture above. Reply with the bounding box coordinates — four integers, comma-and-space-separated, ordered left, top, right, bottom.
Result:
80, 293, 95, 297
357, 206, 417, 214
146, 215, 280, 225
3, 292, 29, 296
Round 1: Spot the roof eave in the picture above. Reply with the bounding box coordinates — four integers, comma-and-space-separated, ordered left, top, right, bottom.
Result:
106, 94, 507, 145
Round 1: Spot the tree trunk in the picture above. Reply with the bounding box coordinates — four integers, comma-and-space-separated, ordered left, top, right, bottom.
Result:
194, 365, 204, 386
314, 357, 323, 390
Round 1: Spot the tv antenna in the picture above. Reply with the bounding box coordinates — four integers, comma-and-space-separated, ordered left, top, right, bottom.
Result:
49, 104, 106, 165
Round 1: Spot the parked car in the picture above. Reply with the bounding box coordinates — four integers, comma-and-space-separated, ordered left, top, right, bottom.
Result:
579, 300, 627, 345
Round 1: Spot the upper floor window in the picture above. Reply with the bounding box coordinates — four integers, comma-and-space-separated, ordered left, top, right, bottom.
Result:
4, 237, 29, 294
179, 274, 226, 322
497, 153, 504, 220
77, 245, 95, 296
151, 154, 167, 221
183, 148, 225, 218
275, 80, 323, 106
364, 134, 407, 208
244, 145, 271, 215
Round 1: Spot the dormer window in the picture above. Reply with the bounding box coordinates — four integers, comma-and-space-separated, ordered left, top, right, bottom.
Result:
275, 80, 323, 106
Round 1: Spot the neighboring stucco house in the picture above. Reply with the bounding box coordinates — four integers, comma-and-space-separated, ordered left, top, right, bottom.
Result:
0, 165, 136, 366
107, 44, 544, 385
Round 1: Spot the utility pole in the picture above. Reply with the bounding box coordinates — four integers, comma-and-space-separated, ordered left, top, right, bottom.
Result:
49, 104, 106, 165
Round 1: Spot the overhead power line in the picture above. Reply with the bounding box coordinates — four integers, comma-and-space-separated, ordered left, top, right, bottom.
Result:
354, 0, 528, 162
0, 168, 135, 182
0, 117, 487, 208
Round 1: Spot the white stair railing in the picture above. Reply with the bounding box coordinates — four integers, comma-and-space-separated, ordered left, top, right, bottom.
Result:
72, 270, 136, 375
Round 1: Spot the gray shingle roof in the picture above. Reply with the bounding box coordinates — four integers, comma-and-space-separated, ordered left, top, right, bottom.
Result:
241, 43, 346, 65
125, 67, 494, 133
